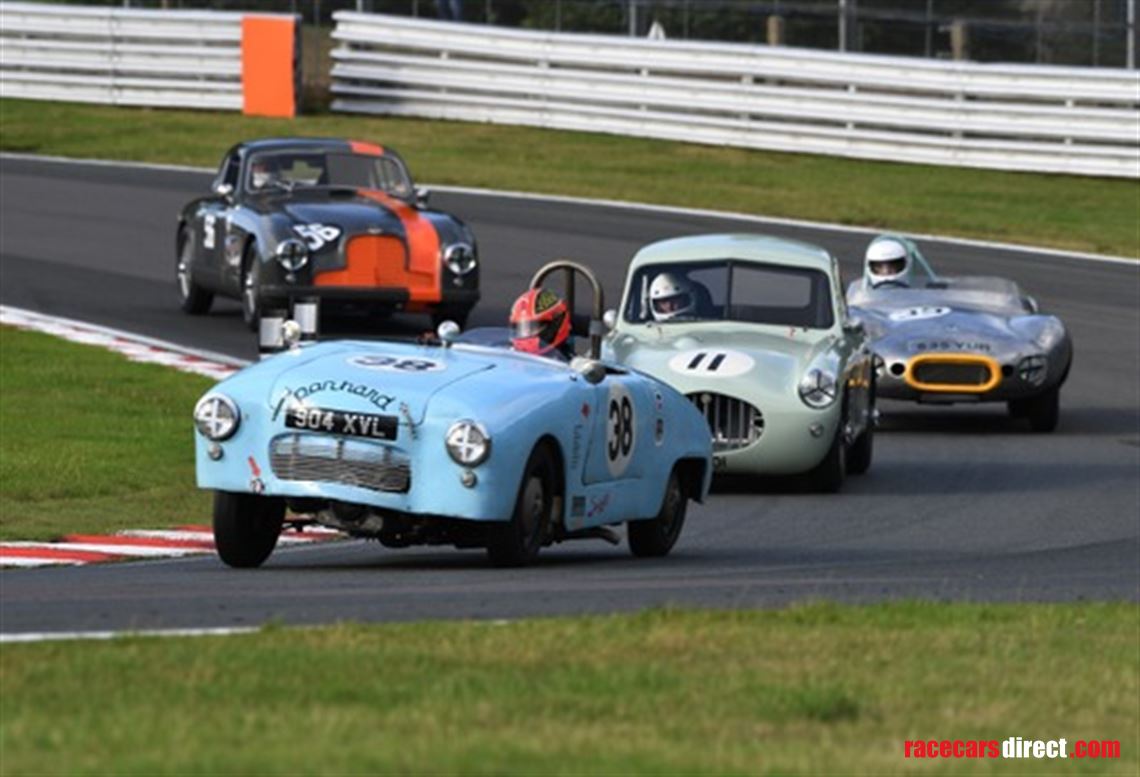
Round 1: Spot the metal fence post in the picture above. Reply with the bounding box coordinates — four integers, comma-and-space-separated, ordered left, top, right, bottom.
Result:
1128, 0, 1136, 69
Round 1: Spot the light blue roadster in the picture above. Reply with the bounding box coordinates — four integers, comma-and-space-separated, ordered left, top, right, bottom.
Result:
193, 261, 712, 567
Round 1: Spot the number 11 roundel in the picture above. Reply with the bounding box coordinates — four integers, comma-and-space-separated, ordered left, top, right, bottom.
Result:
605, 382, 636, 477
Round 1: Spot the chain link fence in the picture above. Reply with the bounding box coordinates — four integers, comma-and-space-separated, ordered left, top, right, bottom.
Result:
38, 0, 1140, 67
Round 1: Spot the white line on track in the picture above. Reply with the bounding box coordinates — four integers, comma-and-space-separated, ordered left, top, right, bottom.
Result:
0, 541, 209, 558
2, 152, 1135, 266
0, 304, 248, 377
0, 627, 260, 644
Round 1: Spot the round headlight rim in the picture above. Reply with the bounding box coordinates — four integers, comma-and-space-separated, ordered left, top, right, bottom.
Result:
444, 419, 491, 467
442, 242, 477, 276
193, 393, 241, 441
275, 238, 310, 272
798, 368, 839, 410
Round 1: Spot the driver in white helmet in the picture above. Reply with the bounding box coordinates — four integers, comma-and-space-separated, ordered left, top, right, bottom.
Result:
862, 234, 936, 290
649, 272, 699, 321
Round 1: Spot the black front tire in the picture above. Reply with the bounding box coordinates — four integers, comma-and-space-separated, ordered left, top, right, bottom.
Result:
805, 423, 845, 493
486, 445, 555, 567
213, 491, 285, 568
628, 469, 687, 558
240, 247, 261, 332
177, 228, 214, 315
1011, 386, 1060, 433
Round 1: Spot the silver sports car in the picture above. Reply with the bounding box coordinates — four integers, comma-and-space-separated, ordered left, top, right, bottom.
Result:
847, 235, 1072, 432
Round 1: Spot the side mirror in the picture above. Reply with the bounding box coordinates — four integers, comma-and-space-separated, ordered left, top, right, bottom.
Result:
213, 182, 234, 201
415, 186, 431, 208
843, 319, 865, 336
570, 356, 606, 385
1021, 295, 1039, 314
436, 320, 461, 346
602, 309, 618, 330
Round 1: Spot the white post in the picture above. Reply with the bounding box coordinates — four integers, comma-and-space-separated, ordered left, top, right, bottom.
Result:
838, 0, 848, 52
1128, 0, 1136, 69
293, 297, 320, 344
258, 309, 287, 360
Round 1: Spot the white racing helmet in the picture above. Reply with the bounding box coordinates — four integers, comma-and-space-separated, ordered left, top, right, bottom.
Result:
864, 238, 914, 288
649, 272, 697, 321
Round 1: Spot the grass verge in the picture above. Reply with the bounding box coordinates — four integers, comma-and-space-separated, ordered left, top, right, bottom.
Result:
2, 98, 1137, 257
1, 604, 1137, 775
0, 326, 213, 541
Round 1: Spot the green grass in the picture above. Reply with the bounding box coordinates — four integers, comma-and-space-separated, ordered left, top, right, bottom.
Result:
1, 604, 1136, 775
0, 327, 213, 540
2, 98, 1137, 257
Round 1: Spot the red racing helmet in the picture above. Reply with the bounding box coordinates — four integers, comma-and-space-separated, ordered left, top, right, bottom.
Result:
509, 287, 571, 355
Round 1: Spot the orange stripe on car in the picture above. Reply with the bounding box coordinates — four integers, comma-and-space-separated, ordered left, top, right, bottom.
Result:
313, 189, 442, 306
240, 16, 297, 118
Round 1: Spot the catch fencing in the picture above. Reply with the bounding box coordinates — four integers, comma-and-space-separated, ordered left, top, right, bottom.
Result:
0, 2, 300, 116
329, 12, 1140, 178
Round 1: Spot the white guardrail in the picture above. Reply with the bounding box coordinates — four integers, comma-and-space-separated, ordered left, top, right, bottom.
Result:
330, 12, 1140, 178
0, 2, 296, 114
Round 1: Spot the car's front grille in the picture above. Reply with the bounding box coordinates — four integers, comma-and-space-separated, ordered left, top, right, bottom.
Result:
912, 362, 991, 386
686, 392, 764, 452
269, 434, 411, 493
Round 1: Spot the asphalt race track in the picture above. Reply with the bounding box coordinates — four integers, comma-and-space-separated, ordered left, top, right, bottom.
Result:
1, 155, 1137, 635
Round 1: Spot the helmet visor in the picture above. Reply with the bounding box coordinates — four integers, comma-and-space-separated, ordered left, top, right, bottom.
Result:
512, 312, 565, 347
869, 258, 907, 277
652, 292, 692, 316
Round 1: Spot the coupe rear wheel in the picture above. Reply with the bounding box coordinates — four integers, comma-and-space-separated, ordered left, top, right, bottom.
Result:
213, 491, 285, 568
486, 445, 555, 567
628, 469, 687, 558
176, 229, 213, 314
240, 247, 261, 331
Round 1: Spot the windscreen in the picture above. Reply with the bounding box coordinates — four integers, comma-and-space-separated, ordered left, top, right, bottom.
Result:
624, 260, 834, 329
244, 151, 413, 198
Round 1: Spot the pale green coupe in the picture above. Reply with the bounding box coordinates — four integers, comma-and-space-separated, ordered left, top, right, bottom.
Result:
602, 234, 876, 491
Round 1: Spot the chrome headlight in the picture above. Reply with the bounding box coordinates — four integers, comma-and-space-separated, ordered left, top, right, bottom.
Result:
798, 368, 839, 409
1017, 354, 1048, 386
275, 238, 309, 272
445, 420, 490, 466
442, 243, 476, 276
194, 394, 240, 441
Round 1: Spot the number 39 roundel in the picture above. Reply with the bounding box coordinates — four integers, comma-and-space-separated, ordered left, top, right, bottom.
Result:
605, 382, 636, 477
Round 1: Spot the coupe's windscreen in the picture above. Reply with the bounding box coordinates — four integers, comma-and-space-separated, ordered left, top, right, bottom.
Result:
244, 152, 413, 198
624, 260, 834, 329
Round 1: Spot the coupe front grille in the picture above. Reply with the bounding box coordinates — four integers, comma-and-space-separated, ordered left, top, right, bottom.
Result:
269, 434, 411, 493
687, 392, 764, 452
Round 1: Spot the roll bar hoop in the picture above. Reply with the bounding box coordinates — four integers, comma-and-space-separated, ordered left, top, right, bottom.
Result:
528, 260, 605, 359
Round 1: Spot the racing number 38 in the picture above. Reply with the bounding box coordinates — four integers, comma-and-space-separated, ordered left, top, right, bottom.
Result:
605, 383, 636, 477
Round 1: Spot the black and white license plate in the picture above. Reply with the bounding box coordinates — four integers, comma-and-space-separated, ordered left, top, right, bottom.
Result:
285, 406, 398, 441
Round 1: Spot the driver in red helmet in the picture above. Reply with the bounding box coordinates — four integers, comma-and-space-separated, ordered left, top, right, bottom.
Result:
509, 287, 573, 360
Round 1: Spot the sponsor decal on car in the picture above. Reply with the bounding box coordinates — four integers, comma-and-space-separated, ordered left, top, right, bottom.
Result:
348, 354, 446, 372
272, 380, 396, 418
667, 349, 755, 377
